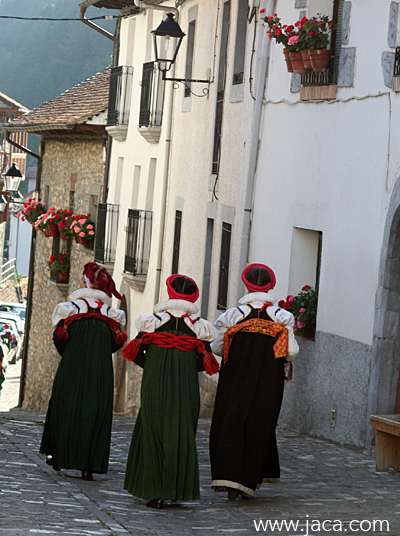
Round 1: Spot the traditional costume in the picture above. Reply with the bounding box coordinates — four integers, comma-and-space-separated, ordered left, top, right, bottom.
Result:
123, 274, 218, 508
40, 262, 127, 480
209, 263, 299, 500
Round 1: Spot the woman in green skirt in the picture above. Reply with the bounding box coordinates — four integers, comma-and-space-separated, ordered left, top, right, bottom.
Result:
123, 274, 218, 508
40, 262, 126, 480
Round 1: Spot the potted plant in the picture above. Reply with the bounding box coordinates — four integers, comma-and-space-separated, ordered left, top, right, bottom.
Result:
278, 285, 318, 339
56, 210, 74, 240
71, 213, 95, 245
17, 198, 46, 225
48, 253, 70, 283
261, 12, 294, 72
302, 14, 335, 72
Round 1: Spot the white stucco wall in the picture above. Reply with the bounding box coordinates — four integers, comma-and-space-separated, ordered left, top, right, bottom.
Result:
251, 0, 400, 346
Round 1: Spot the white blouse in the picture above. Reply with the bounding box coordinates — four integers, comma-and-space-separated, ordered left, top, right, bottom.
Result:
211, 292, 299, 361
136, 299, 216, 342
51, 288, 126, 328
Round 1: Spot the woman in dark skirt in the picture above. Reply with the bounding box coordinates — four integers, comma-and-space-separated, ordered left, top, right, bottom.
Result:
40, 262, 126, 480
122, 274, 218, 509
210, 263, 299, 500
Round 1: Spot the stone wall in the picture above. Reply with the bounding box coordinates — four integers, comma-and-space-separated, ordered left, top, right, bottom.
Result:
22, 135, 105, 411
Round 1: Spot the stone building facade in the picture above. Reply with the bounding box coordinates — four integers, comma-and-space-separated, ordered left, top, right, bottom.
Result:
23, 136, 105, 411
5, 70, 110, 412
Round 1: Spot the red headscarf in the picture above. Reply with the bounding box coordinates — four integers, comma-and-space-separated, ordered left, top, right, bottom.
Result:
83, 262, 124, 301
166, 274, 199, 303
241, 263, 276, 293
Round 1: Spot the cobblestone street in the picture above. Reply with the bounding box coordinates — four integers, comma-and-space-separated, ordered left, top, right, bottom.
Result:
0, 403, 399, 535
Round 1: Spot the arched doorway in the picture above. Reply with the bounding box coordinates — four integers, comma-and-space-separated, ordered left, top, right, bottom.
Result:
369, 188, 400, 445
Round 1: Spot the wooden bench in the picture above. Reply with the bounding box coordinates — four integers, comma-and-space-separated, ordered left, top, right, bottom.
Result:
370, 414, 400, 472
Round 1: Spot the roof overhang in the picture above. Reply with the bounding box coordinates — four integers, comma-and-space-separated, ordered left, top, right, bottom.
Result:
4, 124, 106, 136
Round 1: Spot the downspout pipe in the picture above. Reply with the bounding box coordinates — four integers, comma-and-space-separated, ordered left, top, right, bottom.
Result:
5, 130, 42, 408
236, 0, 275, 302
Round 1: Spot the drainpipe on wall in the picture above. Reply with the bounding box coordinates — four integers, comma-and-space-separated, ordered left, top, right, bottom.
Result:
236, 0, 276, 302
5, 131, 41, 408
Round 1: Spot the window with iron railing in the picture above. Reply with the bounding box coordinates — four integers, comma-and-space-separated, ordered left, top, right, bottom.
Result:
217, 221, 232, 310
301, 0, 343, 88
139, 62, 165, 128
124, 209, 152, 276
107, 66, 133, 127
94, 203, 119, 264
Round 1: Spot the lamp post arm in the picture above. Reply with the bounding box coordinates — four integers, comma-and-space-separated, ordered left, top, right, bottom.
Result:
133, 0, 179, 21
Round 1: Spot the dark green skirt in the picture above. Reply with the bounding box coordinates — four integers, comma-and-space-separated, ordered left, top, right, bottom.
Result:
40, 317, 114, 473
124, 331, 200, 501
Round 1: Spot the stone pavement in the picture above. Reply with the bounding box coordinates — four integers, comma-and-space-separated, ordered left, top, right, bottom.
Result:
1, 409, 399, 536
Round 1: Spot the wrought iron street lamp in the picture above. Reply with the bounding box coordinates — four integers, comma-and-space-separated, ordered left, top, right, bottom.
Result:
152, 13, 211, 95
2, 163, 25, 201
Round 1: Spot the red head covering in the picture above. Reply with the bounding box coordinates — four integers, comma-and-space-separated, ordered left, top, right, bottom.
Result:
83, 262, 124, 301
166, 274, 199, 303
241, 263, 276, 293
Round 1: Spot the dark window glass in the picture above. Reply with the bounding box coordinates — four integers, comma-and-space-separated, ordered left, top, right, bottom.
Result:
217, 222, 232, 310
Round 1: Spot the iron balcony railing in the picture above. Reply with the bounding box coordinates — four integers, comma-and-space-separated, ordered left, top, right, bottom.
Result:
394, 47, 400, 77
124, 209, 152, 276
95, 203, 120, 264
107, 65, 133, 127
139, 61, 165, 128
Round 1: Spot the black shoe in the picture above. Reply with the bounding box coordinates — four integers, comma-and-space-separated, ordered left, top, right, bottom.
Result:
81, 469, 93, 481
228, 488, 240, 502
46, 456, 60, 471
146, 498, 164, 509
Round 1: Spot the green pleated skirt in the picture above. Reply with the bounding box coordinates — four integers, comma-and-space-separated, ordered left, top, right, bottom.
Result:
40, 317, 114, 473
124, 330, 200, 501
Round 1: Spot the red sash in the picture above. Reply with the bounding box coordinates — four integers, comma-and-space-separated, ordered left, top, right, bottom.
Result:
224, 318, 288, 363
122, 331, 219, 376
55, 312, 128, 345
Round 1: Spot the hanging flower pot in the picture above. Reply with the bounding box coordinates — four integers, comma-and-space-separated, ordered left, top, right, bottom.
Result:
74, 234, 79, 243
79, 237, 89, 246
60, 230, 68, 241
308, 49, 331, 72
283, 48, 293, 73
44, 227, 51, 237
48, 223, 58, 237
288, 52, 309, 74
301, 49, 312, 71
57, 271, 69, 283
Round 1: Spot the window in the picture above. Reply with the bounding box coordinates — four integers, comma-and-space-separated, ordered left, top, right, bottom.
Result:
124, 209, 152, 276
94, 203, 119, 264
201, 218, 214, 316
288, 228, 322, 295
171, 210, 182, 274
184, 21, 196, 97
217, 222, 232, 310
233, 0, 248, 85
107, 66, 133, 127
212, 0, 231, 175
300, 0, 344, 99
139, 62, 165, 128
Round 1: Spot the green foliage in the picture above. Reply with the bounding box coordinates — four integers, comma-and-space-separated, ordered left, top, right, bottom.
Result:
278, 286, 318, 339
0, 0, 116, 110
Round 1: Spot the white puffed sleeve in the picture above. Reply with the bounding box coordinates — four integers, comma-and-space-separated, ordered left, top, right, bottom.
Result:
186, 318, 216, 342
101, 305, 126, 327
135, 312, 169, 333
285, 325, 299, 362
267, 306, 295, 327
51, 302, 79, 327
211, 307, 249, 357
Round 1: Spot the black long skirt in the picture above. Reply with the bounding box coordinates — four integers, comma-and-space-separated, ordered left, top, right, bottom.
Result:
209, 330, 285, 497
